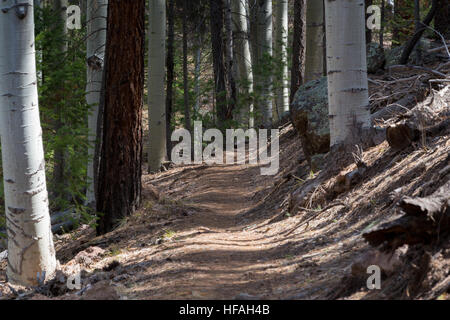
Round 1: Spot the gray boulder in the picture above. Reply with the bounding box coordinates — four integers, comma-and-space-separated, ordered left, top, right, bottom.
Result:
385, 39, 434, 67
366, 42, 385, 73
290, 77, 330, 163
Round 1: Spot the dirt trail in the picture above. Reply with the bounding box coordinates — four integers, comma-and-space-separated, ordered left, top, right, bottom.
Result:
131, 163, 302, 299
2, 123, 448, 300
109, 123, 449, 300
114, 145, 351, 300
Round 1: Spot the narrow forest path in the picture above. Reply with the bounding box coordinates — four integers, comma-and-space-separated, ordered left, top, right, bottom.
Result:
3, 120, 449, 300
109, 141, 354, 300
50, 126, 370, 300
130, 164, 320, 300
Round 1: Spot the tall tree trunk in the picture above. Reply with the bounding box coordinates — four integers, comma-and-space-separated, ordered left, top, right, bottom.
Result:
194, 39, 202, 119
304, 0, 325, 82
290, 0, 306, 105
256, 0, 273, 128
86, 0, 108, 206
166, 0, 175, 158
249, 0, 259, 120
210, 0, 228, 129
182, 0, 191, 133
225, 0, 237, 118
0, 0, 57, 286
379, 0, 385, 47
148, 0, 167, 173
232, 0, 254, 128
365, 0, 373, 43
275, 0, 289, 117
96, 0, 145, 235
52, 0, 68, 201
325, 0, 371, 147
435, 0, 450, 39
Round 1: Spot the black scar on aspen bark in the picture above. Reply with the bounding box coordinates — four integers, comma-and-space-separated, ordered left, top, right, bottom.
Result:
15, 5, 28, 19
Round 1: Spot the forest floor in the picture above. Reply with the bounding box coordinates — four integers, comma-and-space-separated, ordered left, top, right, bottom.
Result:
1, 66, 449, 300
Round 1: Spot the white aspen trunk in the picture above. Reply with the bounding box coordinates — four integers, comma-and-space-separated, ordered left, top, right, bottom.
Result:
257, 0, 273, 128
0, 0, 57, 286
86, 0, 107, 205
232, 0, 254, 128
275, 0, 289, 117
304, 0, 325, 82
148, 0, 167, 172
325, 0, 371, 146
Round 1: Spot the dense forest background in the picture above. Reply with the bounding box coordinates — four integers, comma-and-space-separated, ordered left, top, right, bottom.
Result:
1, 0, 447, 243
0, 0, 449, 299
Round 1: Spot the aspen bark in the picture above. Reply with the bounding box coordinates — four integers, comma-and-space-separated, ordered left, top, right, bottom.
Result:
148, 0, 167, 172
86, 0, 108, 205
256, 0, 273, 128
232, 0, 254, 128
324, 0, 371, 147
0, 0, 57, 286
275, 0, 289, 117
304, 0, 325, 82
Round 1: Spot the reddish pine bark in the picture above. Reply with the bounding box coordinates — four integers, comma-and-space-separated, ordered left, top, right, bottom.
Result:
96, 0, 145, 235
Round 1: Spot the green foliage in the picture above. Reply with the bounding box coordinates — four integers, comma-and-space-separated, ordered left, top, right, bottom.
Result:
0, 4, 96, 232
35, 5, 93, 224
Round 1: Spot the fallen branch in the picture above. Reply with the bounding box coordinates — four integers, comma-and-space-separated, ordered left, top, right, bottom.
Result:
284, 201, 347, 236
363, 180, 450, 251
371, 95, 416, 122
388, 64, 447, 78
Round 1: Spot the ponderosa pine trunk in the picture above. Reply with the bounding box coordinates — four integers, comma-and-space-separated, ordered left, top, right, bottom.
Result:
304, 0, 325, 82
365, 0, 373, 43
96, 0, 144, 235
225, 0, 237, 117
86, 0, 108, 206
194, 38, 202, 119
290, 0, 306, 104
148, 0, 167, 173
210, 0, 229, 129
166, 0, 175, 158
324, 0, 371, 147
0, 0, 57, 286
232, 0, 254, 128
275, 0, 289, 117
182, 0, 191, 133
